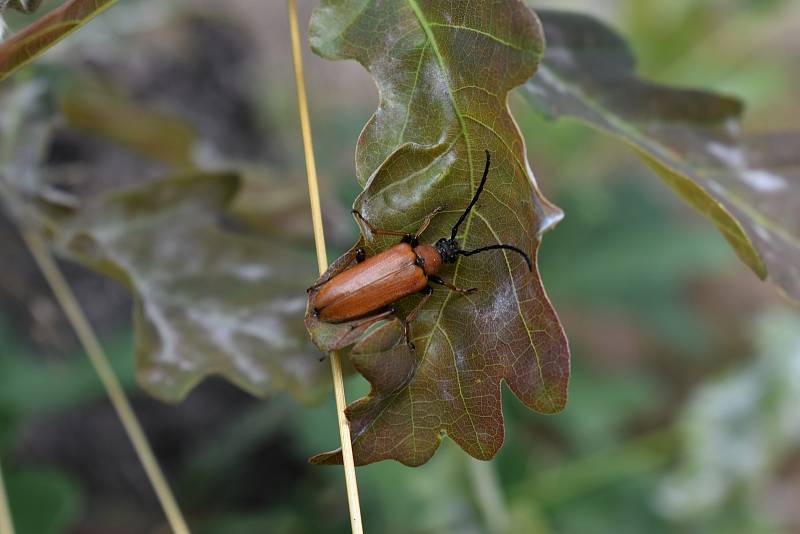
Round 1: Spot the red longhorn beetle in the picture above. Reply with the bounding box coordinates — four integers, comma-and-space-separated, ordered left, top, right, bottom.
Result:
309, 150, 532, 349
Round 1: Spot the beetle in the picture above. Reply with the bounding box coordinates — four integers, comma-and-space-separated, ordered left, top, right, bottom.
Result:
309, 150, 532, 349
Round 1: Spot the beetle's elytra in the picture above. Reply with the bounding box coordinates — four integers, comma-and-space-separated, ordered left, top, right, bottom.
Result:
309, 150, 532, 348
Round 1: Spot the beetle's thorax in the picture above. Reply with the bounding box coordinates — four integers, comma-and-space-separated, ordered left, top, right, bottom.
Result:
414, 244, 443, 276
434, 238, 460, 264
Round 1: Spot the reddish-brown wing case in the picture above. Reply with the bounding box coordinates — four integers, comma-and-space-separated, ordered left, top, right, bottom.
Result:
311, 243, 428, 323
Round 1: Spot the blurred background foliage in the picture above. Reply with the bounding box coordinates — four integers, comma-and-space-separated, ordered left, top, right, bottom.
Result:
0, 0, 799, 532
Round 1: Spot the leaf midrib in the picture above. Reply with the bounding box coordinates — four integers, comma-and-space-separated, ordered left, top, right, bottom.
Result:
0, 0, 119, 81
350, 0, 554, 453
405, 0, 555, 418
405, 0, 478, 458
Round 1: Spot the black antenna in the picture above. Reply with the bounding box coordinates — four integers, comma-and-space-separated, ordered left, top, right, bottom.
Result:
451, 150, 492, 240
456, 244, 533, 272
438, 149, 533, 273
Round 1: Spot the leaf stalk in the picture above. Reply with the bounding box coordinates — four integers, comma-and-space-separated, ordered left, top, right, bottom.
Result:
0, 456, 15, 534
468, 458, 510, 534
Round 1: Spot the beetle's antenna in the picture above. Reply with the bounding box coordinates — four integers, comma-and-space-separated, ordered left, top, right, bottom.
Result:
440, 150, 531, 272
456, 244, 533, 272
451, 150, 491, 240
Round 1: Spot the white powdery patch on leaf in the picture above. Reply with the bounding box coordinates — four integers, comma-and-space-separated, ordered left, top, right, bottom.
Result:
707, 142, 787, 194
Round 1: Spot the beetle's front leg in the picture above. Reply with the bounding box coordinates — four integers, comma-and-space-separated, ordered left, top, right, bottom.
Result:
352, 210, 411, 241
353, 207, 444, 247
429, 275, 476, 295
412, 206, 444, 241
403, 286, 433, 351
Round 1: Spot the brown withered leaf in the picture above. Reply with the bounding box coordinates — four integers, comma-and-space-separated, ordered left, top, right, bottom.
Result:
50, 173, 325, 403
0, 79, 336, 404
59, 81, 197, 169
306, 1, 569, 466
0, 0, 117, 81
525, 10, 800, 301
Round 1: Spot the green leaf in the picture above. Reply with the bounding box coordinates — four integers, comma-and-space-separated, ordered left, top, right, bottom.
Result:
524, 10, 800, 301
50, 172, 326, 403
6, 468, 83, 534
0, 0, 117, 82
306, 1, 569, 466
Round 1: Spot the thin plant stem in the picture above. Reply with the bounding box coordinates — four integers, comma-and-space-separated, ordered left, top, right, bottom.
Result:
467, 458, 510, 534
286, 1, 364, 533
0, 457, 15, 534
20, 230, 191, 534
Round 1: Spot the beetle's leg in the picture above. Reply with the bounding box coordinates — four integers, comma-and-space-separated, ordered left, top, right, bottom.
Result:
412, 206, 444, 240
403, 286, 433, 351
353, 207, 445, 247
352, 210, 411, 239
348, 308, 395, 330
315, 308, 397, 358
429, 275, 477, 295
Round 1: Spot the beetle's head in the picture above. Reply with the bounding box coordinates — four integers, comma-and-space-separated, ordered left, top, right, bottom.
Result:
434, 237, 460, 264
440, 150, 533, 272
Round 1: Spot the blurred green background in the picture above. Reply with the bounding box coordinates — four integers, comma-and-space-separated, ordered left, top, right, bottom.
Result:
1, 0, 799, 532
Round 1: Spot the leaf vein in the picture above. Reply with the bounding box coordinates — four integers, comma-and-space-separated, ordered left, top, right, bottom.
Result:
427, 22, 528, 52
474, 210, 555, 409
437, 323, 485, 456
